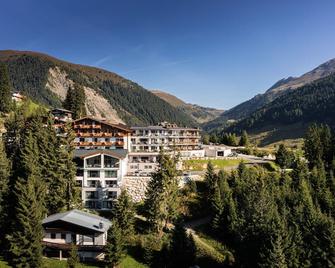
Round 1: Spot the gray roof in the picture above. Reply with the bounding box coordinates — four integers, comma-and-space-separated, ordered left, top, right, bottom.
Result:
42, 209, 112, 233
74, 149, 128, 159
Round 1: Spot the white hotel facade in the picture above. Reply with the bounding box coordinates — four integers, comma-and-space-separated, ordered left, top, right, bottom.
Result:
52, 111, 203, 210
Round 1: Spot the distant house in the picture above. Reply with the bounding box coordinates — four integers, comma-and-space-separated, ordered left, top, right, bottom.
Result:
51, 108, 74, 122
203, 145, 232, 157
12, 92, 25, 102
42, 209, 111, 260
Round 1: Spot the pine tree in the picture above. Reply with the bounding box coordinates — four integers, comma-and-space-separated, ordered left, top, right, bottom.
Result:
7, 129, 46, 267
211, 182, 224, 231
63, 84, 86, 119
169, 222, 196, 268
204, 161, 217, 206
7, 175, 46, 267
60, 123, 79, 210
260, 235, 288, 268
144, 151, 180, 234
112, 189, 135, 239
105, 220, 125, 267
239, 130, 250, 146
67, 243, 79, 268
0, 62, 12, 113
275, 144, 294, 169
0, 138, 10, 250
37, 118, 68, 214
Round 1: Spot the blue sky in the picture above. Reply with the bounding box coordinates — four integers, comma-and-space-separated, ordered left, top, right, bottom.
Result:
1, 0, 335, 109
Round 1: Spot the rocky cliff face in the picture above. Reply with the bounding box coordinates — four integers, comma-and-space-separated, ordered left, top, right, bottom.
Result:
46, 66, 123, 123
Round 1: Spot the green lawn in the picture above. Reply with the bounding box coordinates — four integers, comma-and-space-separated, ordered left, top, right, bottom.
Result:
183, 159, 241, 171
0, 255, 147, 268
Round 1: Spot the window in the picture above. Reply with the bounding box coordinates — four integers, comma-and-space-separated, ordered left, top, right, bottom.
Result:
79, 138, 85, 142
86, 191, 98, 199
86, 156, 101, 168
83, 235, 93, 243
76, 180, 82, 187
105, 180, 117, 187
105, 170, 117, 178
103, 201, 113, 209
88, 170, 100, 178
104, 156, 118, 168
50, 233, 56, 239
85, 200, 99, 209
108, 191, 117, 199
76, 169, 83, 176
87, 180, 100, 187
61, 233, 66, 240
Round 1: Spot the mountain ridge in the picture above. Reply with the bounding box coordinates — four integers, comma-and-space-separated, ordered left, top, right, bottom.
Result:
204, 57, 335, 131
151, 89, 224, 124
0, 50, 196, 127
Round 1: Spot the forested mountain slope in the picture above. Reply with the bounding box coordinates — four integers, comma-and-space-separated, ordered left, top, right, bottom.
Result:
0, 50, 196, 126
225, 73, 335, 144
152, 89, 223, 123
204, 58, 335, 131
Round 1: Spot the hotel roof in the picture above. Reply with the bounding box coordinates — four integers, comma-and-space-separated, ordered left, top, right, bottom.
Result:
42, 209, 112, 233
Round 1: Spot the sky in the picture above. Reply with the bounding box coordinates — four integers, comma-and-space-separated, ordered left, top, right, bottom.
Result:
1, 0, 335, 109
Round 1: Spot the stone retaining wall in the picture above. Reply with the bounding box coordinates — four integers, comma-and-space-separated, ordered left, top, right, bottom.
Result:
123, 176, 151, 202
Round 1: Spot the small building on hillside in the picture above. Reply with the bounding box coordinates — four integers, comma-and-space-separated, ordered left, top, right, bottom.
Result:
12, 92, 25, 102
203, 145, 232, 157
42, 209, 111, 261
51, 108, 74, 122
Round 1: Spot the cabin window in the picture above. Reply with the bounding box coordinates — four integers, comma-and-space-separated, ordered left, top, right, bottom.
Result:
86, 191, 98, 199
108, 191, 117, 199
105, 170, 117, 178
105, 180, 117, 187
50, 233, 56, 239
61, 233, 66, 240
88, 170, 100, 178
87, 180, 100, 187
86, 156, 101, 168
104, 156, 118, 168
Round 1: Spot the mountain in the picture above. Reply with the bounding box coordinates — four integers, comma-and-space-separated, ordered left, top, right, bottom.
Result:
151, 90, 223, 123
0, 50, 196, 126
225, 73, 335, 145
204, 58, 335, 130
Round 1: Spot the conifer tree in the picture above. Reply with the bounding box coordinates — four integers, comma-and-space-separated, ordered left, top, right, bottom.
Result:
7, 174, 46, 267
204, 161, 217, 206
0, 62, 12, 113
0, 138, 10, 250
169, 222, 196, 268
144, 151, 180, 234
275, 144, 294, 169
7, 130, 46, 267
37, 118, 68, 213
260, 235, 288, 268
239, 130, 250, 146
112, 189, 135, 239
67, 243, 79, 268
105, 220, 125, 267
60, 123, 80, 210
63, 84, 86, 119
211, 182, 224, 231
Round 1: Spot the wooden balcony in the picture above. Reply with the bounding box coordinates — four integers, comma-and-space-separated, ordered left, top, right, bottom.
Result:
74, 124, 101, 129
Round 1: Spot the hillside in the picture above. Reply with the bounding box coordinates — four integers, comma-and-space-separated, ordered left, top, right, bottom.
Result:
0, 50, 196, 126
204, 58, 335, 130
225, 73, 335, 145
151, 90, 223, 123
